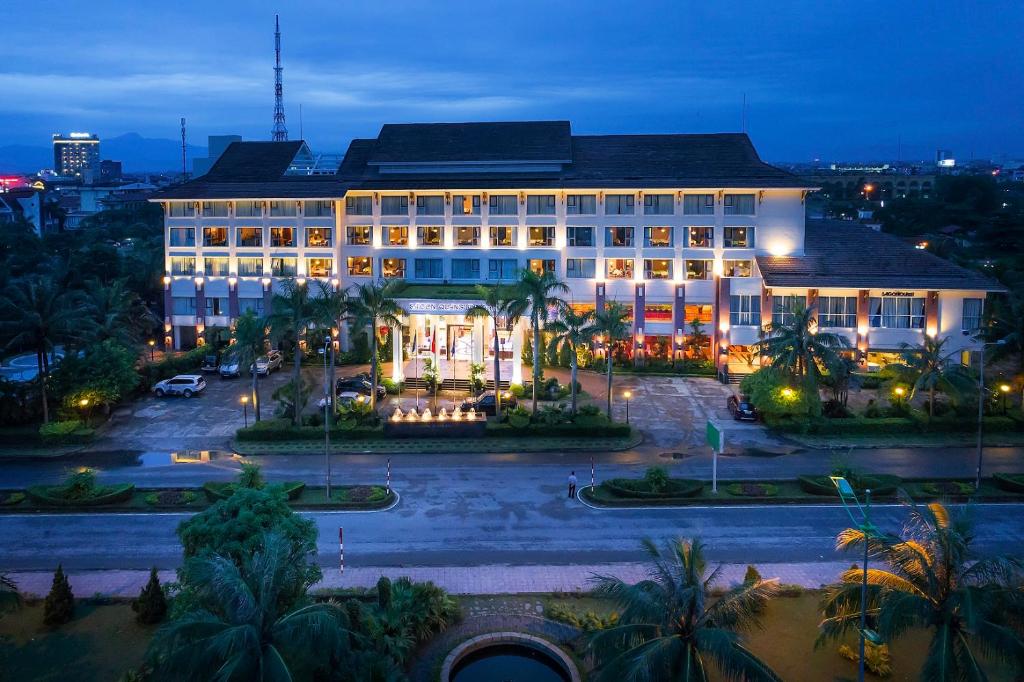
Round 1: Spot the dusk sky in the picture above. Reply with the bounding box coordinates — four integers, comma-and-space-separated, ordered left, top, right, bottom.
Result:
2, 0, 1022, 162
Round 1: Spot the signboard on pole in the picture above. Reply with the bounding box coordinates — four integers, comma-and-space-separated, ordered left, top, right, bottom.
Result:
706, 420, 723, 493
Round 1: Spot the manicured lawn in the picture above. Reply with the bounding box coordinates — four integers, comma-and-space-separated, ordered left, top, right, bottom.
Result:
233, 433, 643, 455
788, 431, 1024, 448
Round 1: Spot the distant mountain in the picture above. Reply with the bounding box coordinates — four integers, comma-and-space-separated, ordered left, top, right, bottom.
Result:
0, 133, 208, 174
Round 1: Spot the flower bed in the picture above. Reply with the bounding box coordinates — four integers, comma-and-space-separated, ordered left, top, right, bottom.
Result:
25, 483, 135, 506
797, 474, 901, 497
143, 489, 199, 506
202, 481, 305, 502
601, 477, 704, 499
725, 482, 779, 497
993, 473, 1024, 493
918, 480, 975, 496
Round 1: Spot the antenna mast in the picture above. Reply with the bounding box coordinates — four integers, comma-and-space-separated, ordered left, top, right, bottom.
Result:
271, 14, 288, 141
180, 117, 188, 180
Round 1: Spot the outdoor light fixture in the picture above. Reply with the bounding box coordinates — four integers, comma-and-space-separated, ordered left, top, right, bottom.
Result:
1000, 384, 1011, 393
162, 275, 171, 285
296, 277, 307, 286
623, 390, 632, 424
894, 386, 905, 397
241, 395, 249, 428
79, 398, 89, 407
193, 276, 204, 287
781, 387, 795, 399
261, 277, 272, 287
228, 276, 237, 287
148, 339, 156, 361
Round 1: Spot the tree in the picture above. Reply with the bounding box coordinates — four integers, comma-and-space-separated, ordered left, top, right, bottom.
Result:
133, 567, 168, 625
592, 302, 631, 418
347, 280, 403, 411
266, 278, 317, 426
756, 305, 848, 384
688, 316, 709, 359
987, 293, 1024, 371
819, 501, 1024, 681
50, 339, 140, 414
0, 574, 22, 614
312, 280, 350, 413
84, 278, 158, 347
231, 310, 269, 423
465, 284, 522, 416
545, 304, 595, 414
588, 538, 781, 682
0, 277, 90, 423
43, 564, 75, 627
148, 533, 350, 681
512, 269, 569, 414
890, 336, 975, 417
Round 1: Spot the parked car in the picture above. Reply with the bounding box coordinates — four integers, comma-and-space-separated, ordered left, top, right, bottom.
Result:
317, 391, 367, 409
218, 353, 242, 378
253, 350, 283, 375
461, 391, 517, 416
335, 375, 386, 401
727, 395, 757, 422
200, 352, 220, 373
153, 374, 206, 398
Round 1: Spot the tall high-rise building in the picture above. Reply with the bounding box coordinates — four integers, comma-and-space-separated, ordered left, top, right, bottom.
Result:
52, 133, 100, 178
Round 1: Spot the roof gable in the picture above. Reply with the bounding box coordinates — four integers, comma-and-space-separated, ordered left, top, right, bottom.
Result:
204, 141, 305, 182
368, 121, 572, 165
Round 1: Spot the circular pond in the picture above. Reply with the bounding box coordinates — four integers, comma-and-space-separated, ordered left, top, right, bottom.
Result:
443, 632, 580, 682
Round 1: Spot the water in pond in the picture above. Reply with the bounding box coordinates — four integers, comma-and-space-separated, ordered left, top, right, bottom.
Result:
451, 644, 569, 682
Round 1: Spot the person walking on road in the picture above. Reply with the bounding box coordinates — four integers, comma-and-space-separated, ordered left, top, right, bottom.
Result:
568, 471, 577, 498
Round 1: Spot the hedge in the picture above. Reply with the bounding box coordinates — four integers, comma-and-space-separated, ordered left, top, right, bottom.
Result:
725, 482, 779, 497
993, 473, 1024, 493
484, 422, 632, 439
797, 474, 901, 497
237, 419, 632, 441
25, 483, 135, 506
38, 420, 95, 444
602, 477, 704, 499
202, 481, 305, 502
236, 420, 383, 442
771, 415, 1024, 436
138, 347, 207, 386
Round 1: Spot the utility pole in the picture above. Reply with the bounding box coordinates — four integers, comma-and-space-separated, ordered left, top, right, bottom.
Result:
271, 14, 288, 141
180, 117, 187, 181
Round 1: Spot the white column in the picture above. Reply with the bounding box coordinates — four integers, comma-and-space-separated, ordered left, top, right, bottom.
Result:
472, 317, 485, 364
511, 319, 524, 385
391, 322, 404, 382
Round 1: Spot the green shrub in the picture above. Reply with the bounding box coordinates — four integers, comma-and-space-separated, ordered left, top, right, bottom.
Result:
132, 567, 167, 625
726, 482, 779, 497
377, 576, 392, 610
238, 462, 264, 489
602, 477, 703, 499
0, 491, 25, 506
43, 565, 74, 627
484, 422, 631, 439
508, 383, 525, 398
334, 485, 388, 504
797, 474, 901, 497
743, 565, 763, 584
139, 347, 206, 385
26, 468, 134, 506
507, 406, 531, 428
740, 368, 821, 424
236, 419, 383, 442
144, 490, 199, 506
920, 480, 975, 497
644, 467, 669, 493
578, 404, 601, 417
38, 420, 93, 444
993, 473, 1024, 493
545, 602, 619, 631
203, 481, 304, 502
381, 378, 403, 395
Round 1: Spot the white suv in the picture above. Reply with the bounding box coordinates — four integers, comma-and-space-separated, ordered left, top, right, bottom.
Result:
153, 374, 207, 398
253, 350, 283, 375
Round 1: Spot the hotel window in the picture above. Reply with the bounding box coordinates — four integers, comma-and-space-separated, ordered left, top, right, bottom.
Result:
818, 296, 858, 328
644, 259, 672, 280
490, 225, 516, 247
306, 227, 333, 247
605, 194, 635, 215
346, 225, 370, 245
172, 297, 196, 315
201, 201, 228, 217
962, 298, 983, 332
345, 257, 370, 277
269, 200, 298, 217
383, 225, 408, 246
202, 227, 228, 247
415, 195, 444, 216
488, 258, 518, 280
205, 297, 229, 316
452, 259, 481, 279
380, 195, 408, 215
723, 260, 752, 277
566, 194, 596, 215
270, 257, 297, 277
686, 303, 714, 324
683, 194, 715, 215
237, 257, 263, 277
345, 196, 372, 216
170, 256, 195, 276
235, 201, 261, 217
687, 226, 714, 247
567, 226, 594, 247
528, 225, 555, 247
239, 298, 264, 316
168, 202, 195, 217
456, 226, 480, 246
685, 259, 713, 280
644, 226, 673, 248
723, 226, 753, 248
236, 227, 262, 247
730, 295, 761, 326
381, 258, 406, 279
723, 193, 755, 215
773, 296, 805, 325
526, 195, 556, 215
204, 257, 230, 276
616, 303, 635, 323
417, 225, 443, 247
645, 304, 673, 322
304, 200, 333, 217
605, 226, 634, 247
606, 258, 634, 279
869, 296, 925, 329
529, 259, 556, 275
414, 258, 444, 279
643, 194, 674, 215
168, 227, 195, 247
270, 227, 295, 247
488, 195, 518, 215
308, 258, 334, 278
566, 258, 596, 279
453, 194, 480, 215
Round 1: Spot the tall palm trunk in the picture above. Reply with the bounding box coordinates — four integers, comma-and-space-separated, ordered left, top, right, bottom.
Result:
570, 352, 578, 415
369, 319, 378, 411
492, 327, 502, 416
251, 366, 261, 422
328, 328, 337, 419
36, 348, 49, 424
929, 384, 935, 418
606, 358, 613, 418
292, 331, 302, 427
531, 317, 541, 413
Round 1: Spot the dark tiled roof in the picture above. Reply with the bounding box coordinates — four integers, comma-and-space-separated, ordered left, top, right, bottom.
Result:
368, 121, 572, 164
205, 141, 304, 181
757, 220, 1005, 292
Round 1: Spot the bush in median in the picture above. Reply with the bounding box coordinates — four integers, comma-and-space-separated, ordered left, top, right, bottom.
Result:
38, 420, 94, 445
26, 468, 134, 506
726, 482, 779, 497
202, 480, 305, 502
484, 422, 632, 439
797, 473, 901, 497
993, 473, 1024, 493
236, 418, 383, 442
602, 477, 703, 499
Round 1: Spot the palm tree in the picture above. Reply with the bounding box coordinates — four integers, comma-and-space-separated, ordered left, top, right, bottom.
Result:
0, 277, 91, 423
589, 537, 782, 682
347, 280, 403, 411
819, 501, 1024, 681
84, 278, 158, 347
312, 281, 350, 413
890, 336, 974, 418
148, 533, 350, 681
513, 269, 569, 414
986, 293, 1024, 371
466, 285, 521, 416
266, 278, 317, 426
592, 302, 631, 418
232, 310, 269, 423
545, 304, 595, 414
0, 574, 22, 614
756, 305, 848, 383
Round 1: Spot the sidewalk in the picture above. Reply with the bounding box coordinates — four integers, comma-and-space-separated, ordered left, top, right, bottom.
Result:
8, 561, 849, 598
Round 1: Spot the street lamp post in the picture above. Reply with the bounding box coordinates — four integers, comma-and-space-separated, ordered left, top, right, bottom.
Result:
241, 395, 249, 428
321, 337, 333, 499
78, 398, 90, 428
893, 386, 906, 411
623, 390, 631, 424
976, 339, 1006, 490
999, 383, 1011, 415
148, 339, 156, 361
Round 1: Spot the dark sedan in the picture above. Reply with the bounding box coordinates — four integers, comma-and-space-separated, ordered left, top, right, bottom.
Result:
335, 375, 386, 401
461, 391, 517, 416
727, 395, 757, 422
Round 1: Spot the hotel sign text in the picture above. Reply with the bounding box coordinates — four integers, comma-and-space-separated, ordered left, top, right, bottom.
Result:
403, 300, 476, 314
881, 291, 916, 297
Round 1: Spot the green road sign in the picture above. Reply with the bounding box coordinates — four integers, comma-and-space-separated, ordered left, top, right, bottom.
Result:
706, 420, 723, 452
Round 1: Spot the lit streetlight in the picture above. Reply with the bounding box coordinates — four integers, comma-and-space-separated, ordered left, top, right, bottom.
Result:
623, 390, 632, 424
78, 398, 90, 427
1000, 383, 1011, 415
781, 387, 795, 399
148, 339, 156, 361
241, 395, 249, 428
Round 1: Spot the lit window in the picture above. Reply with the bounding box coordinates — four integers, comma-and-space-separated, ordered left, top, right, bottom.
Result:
271, 257, 297, 277
528, 259, 556, 275
643, 259, 672, 280
237, 257, 263, 277
236, 227, 262, 247
724, 226, 753, 248
202, 227, 228, 247
417, 225, 443, 246
723, 260, 752, 277
170, 256, 195, 276
345, 257, 369, 277
606, 258, 634, 279
381, 258, 406, 278
308, 258, 334, 278
644, 226, 672, 248
346, 225, 371, 245
605, 227, 633, 247
383, 226, 408, 246
453, 195, 480, 215
204, 257, 230, 276
490, 226, 515, 247
687, 226, 714, 247
456, 226, 480, 246
528, 226, 555, 247
685, 260, 713, 280
306, 227, 333, 247
270, 227, 295, 247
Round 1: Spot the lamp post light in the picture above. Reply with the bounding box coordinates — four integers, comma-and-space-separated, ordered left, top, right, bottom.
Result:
241, 395, 249, 428
78, 397, 90, 427
148, 339, 156, 361
976, 339, 1006, 490
1000, 383, 1011, 415
623, 390, 632, 424
893, 386, 906, 410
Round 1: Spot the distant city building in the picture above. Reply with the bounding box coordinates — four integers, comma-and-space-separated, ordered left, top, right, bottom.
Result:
100, 160, 123, 183
192, 135, 242, 177
52, 132, 100, 178
936, 149, 956, 169
0, 188, 45, 235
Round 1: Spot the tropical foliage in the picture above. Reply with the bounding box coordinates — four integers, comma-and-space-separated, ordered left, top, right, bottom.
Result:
346, 280, 403, 411
267, 278, 318, 426
545, 304, 595, 414
889, 336, 976, 417
466, 284, 522, 415
592, 302, 632, 417
755, 305, 848, 384
231, 310, 269, 422
513, 269, 569, 413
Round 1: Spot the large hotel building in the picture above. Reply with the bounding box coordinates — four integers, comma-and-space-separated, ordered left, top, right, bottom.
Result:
154, 121, 1001, 383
